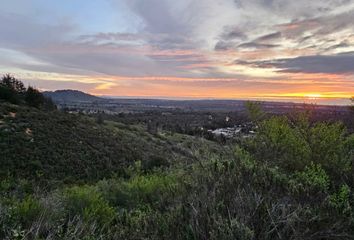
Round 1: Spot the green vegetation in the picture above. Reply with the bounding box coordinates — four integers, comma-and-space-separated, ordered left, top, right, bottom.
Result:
0, 103, 221, 186
0, 76, 354, 239
0, 74, 55, 110
245, 101, 265, 123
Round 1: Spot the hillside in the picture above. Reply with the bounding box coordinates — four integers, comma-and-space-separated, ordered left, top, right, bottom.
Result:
43, 89, 103, 103
0, 103, 222, 184
1, 102, 354, 239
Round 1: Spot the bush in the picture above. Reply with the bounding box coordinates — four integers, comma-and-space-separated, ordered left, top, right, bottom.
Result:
329, 184, 352, 214
290, 162, 330, 195
11, 196, 43, 228
62, 186, 115, 227
208, 217, 254, 240
309, 122, 350, 175
97, 173, 179, 210
250, 116, 311, 171
248, 115, 353, 178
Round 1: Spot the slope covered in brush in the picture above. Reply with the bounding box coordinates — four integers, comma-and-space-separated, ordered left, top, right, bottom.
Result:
0, 103, 221, 184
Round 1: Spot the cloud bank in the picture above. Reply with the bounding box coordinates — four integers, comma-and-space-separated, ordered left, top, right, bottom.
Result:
0, 0, 353, 103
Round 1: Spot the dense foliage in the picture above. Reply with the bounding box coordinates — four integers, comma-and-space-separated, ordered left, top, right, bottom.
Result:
0, 92, 353, 239
0, 74, 55, 110
0, 103, 222, 186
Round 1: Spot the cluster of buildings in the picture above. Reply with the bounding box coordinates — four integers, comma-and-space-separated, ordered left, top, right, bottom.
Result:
208, 123, 257, 139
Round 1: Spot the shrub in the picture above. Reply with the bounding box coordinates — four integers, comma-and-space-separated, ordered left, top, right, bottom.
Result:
97, 173, 179, 210
251, 116, 311, 171
290, 162, 330, 195
329, 184, 352, 214
62, 186, 115, 227
309, 122, 350, 176
248, 115, 353, 178
11, 196, 44, 228
208, 217, 254, 240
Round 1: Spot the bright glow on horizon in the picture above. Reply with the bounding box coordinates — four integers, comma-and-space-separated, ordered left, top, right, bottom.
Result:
304, 93, 322, 100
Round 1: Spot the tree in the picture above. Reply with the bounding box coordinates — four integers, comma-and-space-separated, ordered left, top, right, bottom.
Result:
0, 74, 26, 104
0, 84, 16, 103
25, 86, 45, 108
0, 74, 26, 93
245, 101, 265, 123
0, 74, 56, 110
42, 96, 56, 110
25, 86, 55, 110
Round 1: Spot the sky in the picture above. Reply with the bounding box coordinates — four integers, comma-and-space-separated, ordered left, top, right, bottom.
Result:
1, 0, 353, 104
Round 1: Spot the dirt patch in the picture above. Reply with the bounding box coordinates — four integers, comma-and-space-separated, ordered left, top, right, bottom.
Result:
9, 112, 16, 118
25, 128, 32, 136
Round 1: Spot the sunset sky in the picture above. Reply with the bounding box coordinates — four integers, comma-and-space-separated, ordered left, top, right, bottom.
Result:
1, 0, 353, 104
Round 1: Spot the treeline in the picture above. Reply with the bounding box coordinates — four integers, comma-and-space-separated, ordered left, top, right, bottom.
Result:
0, 74, 55, 110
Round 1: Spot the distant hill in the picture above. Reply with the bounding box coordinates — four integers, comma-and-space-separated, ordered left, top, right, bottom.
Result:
43, 89, 103, 103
